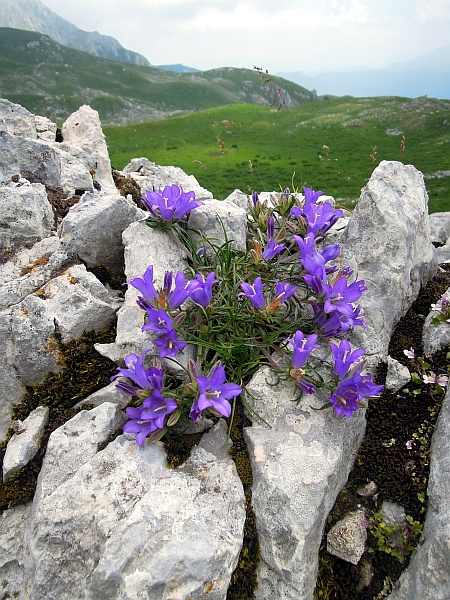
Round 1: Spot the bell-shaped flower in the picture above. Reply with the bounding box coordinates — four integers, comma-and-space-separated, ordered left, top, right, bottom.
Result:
111, 350, 163, 396
330, 339, 365, 378
187, 272, 218, 307
142, 306, 173, 335
154, 329, 187, 358
323, 277, 367, 316
286, 330, 320, 369
239, 277, 266, 310
190, 361, 242, 422
142, 185, 203, 221
127, 265, 157, 304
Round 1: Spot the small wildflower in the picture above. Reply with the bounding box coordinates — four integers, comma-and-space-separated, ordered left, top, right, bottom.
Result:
403, 348, 416, 359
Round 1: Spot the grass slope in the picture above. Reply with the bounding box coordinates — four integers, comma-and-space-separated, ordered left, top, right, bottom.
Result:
0, 27, 316, 125
104, 97, 450, 212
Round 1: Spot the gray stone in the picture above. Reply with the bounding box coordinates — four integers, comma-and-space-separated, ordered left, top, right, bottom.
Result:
388, 386, 450, 600
187, 198, 247, 254
0, 131, 93, 193
0, 98, 37, 138
243, 364, 367, 599
385, 356, 411, 392
0, 502, 31, 599
3, 406, 49, 481
341, 161, 437, 361
34, 115, 58, 142
76, 381, 130, 410
422, 287, 450, 356
59, 191, 145, 275
435, 244, 450, 264
327, 509, 367, 565
25, 411, 245, 600
60, 105, 117, 194
428, 211, 450, 245
122, 157, 213, 201
224, 188, 249, 211
0, 236, 68, 309
0, 182, 53, 256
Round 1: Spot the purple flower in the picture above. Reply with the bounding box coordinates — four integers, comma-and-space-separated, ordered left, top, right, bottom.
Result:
323, 277, 367, 315
251, 191, 259, 207
142, 393, 178, 428
328, 369, 383, 417
330, 339, 365, 378
128, 265, 157, 304
187, 272, 218, 307
290, 188, 325, 219
123, 392, 178, 445
302, 201, 343, 236
239, 277, 266, 310
303, 264, 327, 296
262, 217, 285, 260
190, 361, 242, 422
287, 330, 320, 369
319, 305, 366, 337
154, 329, 187, 358
168, 271, 191, 308
274, 280, 297, 303
142, 306, 173, 335
263, 239, 285, 261
328, 389, 359, 417
111, 350, 163, 395
142, 185, 203, 221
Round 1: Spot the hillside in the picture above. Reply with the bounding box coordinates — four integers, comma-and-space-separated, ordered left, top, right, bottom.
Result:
0, 28, 318, 125
103, 97, 450, 213
0, 0, 150, 66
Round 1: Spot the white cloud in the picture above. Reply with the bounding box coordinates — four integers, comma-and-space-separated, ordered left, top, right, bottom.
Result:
417, 0, 450, 21
182, 0, 370, 32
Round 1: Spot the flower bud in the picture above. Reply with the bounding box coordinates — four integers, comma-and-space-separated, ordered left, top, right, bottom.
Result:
147, 427, 168, 443
166, 408, 182, 427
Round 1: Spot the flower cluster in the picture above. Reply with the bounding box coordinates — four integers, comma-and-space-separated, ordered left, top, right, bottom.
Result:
113, 185, 383, 445
430, 293, 450, 326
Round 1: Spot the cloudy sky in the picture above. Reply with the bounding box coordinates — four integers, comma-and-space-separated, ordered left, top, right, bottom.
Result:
42, 0, 450, 73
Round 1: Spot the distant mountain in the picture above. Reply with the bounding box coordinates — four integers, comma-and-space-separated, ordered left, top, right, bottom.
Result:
0, 0, 150, 66
278, 44, 450, 100
0, 28, 318, 125
156, 64, 200, 73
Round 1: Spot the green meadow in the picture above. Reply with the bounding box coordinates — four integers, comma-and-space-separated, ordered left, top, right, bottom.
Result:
104, 96, 450, 213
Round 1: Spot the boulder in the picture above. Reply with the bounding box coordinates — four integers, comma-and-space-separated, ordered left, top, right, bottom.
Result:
59, 191, 145, 275
341, 161, 437, 360
22, 407, 245, 600
0, 182, 54, 256
60, 105, 117, 194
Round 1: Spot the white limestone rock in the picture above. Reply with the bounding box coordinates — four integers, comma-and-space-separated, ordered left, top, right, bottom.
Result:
224, 188, 249, 211
96, 219, 190, 362
0, 182, 54, 256
75, 380, 130, 410
385, 356, 411, 392
422, 287, 450, 356
34, 115, 58, 142
122, 157, 213, 201
327, 509, 367, 565
187, 198, 247, 254
0, 98, 37, 138
243, 365, 367, 599
0, 502, 32, 599
428, 211, 450, 245
59, 191, 145, 275
61, 105, 117, 194
3, 406, 49, 482
26, 412, 245, 600
341, 161, 438, 361
0, 236, 67, 309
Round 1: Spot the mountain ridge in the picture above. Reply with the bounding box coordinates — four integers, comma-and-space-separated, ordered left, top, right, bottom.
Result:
0, 0, 151, 66
0, 27, 318, 126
